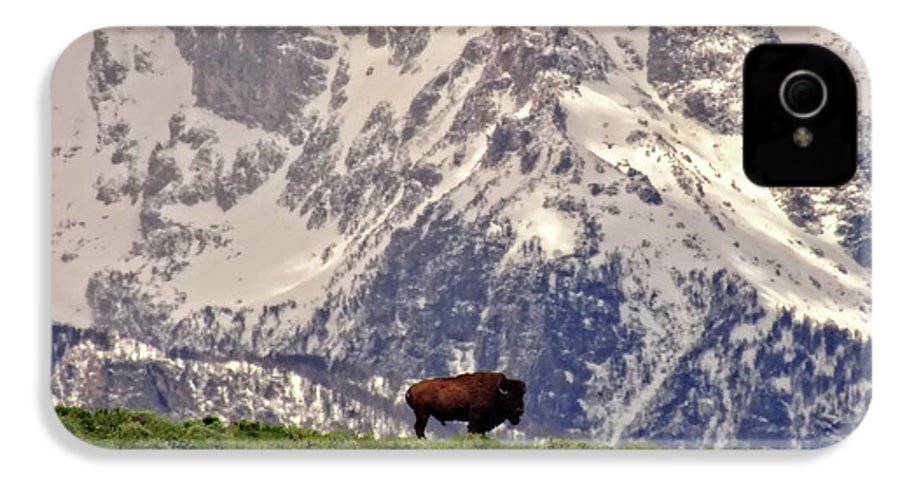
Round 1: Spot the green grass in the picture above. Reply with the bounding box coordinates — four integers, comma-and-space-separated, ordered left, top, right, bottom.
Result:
55, 406, 654, 449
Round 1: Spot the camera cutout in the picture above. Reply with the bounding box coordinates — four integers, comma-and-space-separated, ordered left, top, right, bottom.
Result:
743, 44, 857, 186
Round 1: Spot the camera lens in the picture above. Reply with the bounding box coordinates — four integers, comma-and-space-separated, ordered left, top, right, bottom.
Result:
780, 70, 827, 118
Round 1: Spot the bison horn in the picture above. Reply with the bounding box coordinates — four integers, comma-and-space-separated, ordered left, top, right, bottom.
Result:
498, 385, 509, 396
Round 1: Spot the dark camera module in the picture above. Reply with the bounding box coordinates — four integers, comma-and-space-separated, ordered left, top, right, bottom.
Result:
780, 70, 827, 118
744, 44, 857, 186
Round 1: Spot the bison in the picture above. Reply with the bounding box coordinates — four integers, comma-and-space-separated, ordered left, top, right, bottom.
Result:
404, 372, 526, 439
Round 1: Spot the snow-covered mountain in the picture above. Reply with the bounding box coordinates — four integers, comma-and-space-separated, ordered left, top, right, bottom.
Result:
51, 27, 871, 447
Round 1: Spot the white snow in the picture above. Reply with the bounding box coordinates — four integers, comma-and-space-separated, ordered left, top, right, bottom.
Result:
54, 26, 870, 343
561, 59, 870, 335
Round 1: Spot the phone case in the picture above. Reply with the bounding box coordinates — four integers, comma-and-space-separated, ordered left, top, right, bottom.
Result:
51, 27, 871, 449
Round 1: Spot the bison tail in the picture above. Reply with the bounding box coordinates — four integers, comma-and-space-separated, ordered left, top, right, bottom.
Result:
404, 387, 414, 407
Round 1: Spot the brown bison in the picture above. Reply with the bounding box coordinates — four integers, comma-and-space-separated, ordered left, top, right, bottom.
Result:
405, 372, 526, 439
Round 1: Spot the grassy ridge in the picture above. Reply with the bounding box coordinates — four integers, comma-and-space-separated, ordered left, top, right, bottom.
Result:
55, 406, 630, 449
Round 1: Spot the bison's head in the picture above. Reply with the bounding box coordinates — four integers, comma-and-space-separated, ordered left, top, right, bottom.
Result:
497, 378, 527, 425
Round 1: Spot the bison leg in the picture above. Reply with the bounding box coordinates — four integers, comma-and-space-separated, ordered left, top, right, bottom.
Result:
467, 422, 487, 436
414, 411, 429, 439
466, 413, 486, 436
